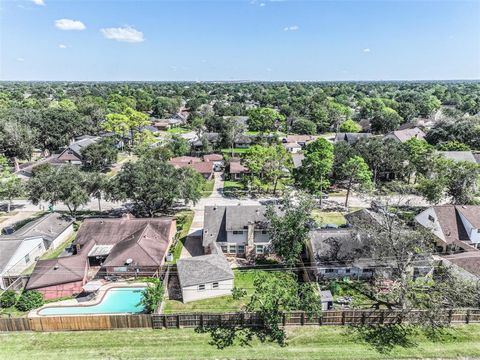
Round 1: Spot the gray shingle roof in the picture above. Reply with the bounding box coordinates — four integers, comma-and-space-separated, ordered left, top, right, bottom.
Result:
177, 254, 233, 287
437, 151, 477, 163
0, 213, 73, 273
66, 136, 101, 157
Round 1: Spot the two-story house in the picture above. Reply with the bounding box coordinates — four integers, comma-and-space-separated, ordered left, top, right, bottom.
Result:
202, 205, 272, 258
416, 205, 480, 253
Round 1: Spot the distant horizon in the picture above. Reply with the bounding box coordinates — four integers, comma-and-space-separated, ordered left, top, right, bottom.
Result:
1, 0, 478, 81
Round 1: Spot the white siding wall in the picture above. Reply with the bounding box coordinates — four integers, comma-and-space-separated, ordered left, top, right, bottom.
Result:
458, 213, 480, 243
1, 237, 45, 279
48, 224, 74, 250
181, 278, 234, 303
226, 231, 247, 244
254, 231, 270, 243
415, 208, 445, 242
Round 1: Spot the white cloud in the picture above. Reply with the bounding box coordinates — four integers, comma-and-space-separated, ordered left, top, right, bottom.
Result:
31, 0, 45, 6
55, 19, 86, 31
283, 25, 299, 31
260, 3, 266, 6
363, 48, 371, 53
17, 57, 25, 62
58, 44, 67, 49
101, 26, 144, 43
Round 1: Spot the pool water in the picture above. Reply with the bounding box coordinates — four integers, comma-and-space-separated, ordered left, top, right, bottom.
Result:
38, 287, 146, 315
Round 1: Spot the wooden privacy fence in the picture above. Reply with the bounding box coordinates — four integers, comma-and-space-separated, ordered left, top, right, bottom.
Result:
1, 309, 480, 332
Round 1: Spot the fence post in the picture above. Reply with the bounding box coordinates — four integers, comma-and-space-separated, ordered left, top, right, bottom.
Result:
282, 312, 286, 327
448, 309, 453, 324
200, 314, 204, 328
301, 311, 305, 326
163, 315, 168, 329
177, 314, 181, 328
466, 310, 471, 324
380, 310, 384, 324
361, 311, 366, 325
318, 312, 322, 326
341, 311, 346, 325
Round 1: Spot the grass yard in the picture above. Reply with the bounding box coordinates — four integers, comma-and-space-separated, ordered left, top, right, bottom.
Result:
167, 127, 190, 134
312, 210, 347, 226
163, 270, 264, 314
221, 147, 250, 155
2, 325, 480, 359
202, 179, 215, 197
223, 180, 245, 197
166, 210, 194, 264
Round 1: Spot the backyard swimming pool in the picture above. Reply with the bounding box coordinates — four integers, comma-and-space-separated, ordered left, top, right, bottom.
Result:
38, 287, 146, 315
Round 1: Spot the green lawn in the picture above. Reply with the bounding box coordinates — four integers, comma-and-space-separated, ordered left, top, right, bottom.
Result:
221, 147, 250, 155
312, 210, 347, 226
167, 210, 194, 264
202, 179, 215, 197
2, 325, 480, 359
167, 127, 190, 134
163, 270, 263, 314
223, 180, 245, 197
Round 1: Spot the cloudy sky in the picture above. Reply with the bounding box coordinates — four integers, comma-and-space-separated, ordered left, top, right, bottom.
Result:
1, 0, 479, 81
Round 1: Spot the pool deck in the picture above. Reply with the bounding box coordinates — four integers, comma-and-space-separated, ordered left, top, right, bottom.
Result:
30, 282, 148, 318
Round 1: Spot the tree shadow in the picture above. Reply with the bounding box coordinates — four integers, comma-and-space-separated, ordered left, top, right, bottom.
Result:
347, 324, 418, 354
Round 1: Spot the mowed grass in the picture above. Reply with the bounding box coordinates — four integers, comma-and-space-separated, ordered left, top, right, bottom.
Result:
312, 210, 347, 226
167, 210, 194, 264
2, 325, 480, 360
163, 270, 262, 314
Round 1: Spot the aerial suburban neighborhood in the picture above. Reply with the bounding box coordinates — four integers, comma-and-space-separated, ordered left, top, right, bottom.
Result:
0, 0, 479, 359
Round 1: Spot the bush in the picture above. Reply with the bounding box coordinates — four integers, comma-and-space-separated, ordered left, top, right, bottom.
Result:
15, 290, 44, 311
138, 279, 164, 313
0, 290, 17, 308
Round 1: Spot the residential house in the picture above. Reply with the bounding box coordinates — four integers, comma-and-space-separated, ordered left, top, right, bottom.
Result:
26, 216, 176, 299
384, 127, 426, 143
282, 135, 316, 148
203, 154, 224, 171
234, 135, 253, 148
228, 158, 250, 180
57, 136, 101, 165
169, 156, 214, 180
416, 205, 480, 253
283, 142, 302, 153
437, 151, 477, 164
291, 153, 305, 169
177, 245, 234, 303
334, 133, 372, 144
203, 205, 272, 258
308, 228, 432, 281
192, 132, 221, 151
0, 213, 74, 289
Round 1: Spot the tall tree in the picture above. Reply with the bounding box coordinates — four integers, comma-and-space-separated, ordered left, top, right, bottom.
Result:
338, 155, 373, 207
248, 108, 286, 133
295, 138, 334, 197
107, 159, 204, 216
0, 156, 23, 212
265, 193, 314, 265
0, 119, 37, 171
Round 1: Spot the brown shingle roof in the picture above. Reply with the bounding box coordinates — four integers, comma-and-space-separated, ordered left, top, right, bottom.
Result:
169, 156, 202, 164
203, 154, 224, 162
230, 162, 249, 174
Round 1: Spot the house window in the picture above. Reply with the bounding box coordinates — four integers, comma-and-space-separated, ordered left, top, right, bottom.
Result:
229, 244, 236, 254
233, 231, 244, 235
428, 215, 435, 222
477, 229, 480, 234
238, 245, 245, 254
198, 284, 205, 291
212, 282, 219, 289
261, 230, 268, 235
362, 268, 373, 274
24, 254, 30, 264
345, 269, 351, 274
221, 245, 228, 253
255, 245, 264, 254
325, 269, 335, 274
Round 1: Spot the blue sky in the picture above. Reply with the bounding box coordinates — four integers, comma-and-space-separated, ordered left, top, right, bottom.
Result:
1, 0, 479, 81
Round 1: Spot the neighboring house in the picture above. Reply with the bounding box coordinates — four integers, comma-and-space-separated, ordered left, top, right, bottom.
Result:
416, 205, 480, 253
0, 213, 74, 289
180, 131, 199, 144
307, 228, 432, 281
291, 153, 305, 169
169, 156, 214, 180
228, 159, 250, 180
234, 135, 253, 148
57, 136, 101, 165
192, 133, 221, 150
283, 142, 302, 153
437, 151, 477, 164
203, 154, 224, 171
203, 205, 272, 258
177, 252, 234, 303
152, 118, 183, 131
334, 133, 371, 144
439, 252, 480, 281
384, 127, 425, 143
282, 135, 316, 148
26, 216, 176, 299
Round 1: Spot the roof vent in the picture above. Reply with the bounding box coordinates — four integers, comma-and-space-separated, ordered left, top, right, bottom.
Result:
125, 258, 133, 265
53, 265, 59, 270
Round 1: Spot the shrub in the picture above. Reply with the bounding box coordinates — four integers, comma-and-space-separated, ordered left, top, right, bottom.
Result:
0, 290, 17, 308
138, 279, 164, 313
15, 290, 44, 311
